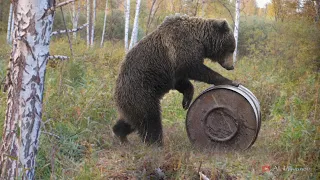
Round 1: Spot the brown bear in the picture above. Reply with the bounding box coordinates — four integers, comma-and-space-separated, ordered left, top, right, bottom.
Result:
113, 15, 238, 146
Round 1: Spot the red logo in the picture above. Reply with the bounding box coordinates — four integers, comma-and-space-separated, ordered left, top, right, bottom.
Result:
262, 165, 271, 172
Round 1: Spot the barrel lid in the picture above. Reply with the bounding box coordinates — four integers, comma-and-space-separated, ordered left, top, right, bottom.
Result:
186, 85, 261, 151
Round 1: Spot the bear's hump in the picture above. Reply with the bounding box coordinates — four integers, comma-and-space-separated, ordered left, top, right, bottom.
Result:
162, 13, 189, 25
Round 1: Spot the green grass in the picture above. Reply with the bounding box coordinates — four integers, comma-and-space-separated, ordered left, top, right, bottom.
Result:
0, 16, 319, 179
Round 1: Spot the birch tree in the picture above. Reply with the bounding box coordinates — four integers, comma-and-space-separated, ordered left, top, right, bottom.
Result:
124, 0, 131, 52
233, 0, 240, 62
90, 0, 96, 46
87, 0, 91, 47
0, 0, 55, 179
129, 0, 142, 50
72, 1, 79, 39
101, 0, 109, 47
6, 3, 13, 44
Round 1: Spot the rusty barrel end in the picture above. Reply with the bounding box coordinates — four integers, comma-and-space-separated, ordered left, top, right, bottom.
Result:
186, 85, 261, 151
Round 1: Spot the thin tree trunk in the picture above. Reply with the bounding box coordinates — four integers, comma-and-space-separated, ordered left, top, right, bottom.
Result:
145, 0, 157, 35
60, 7, 74, 57
0, 0, 55, 179
193, 0, 200, 16
201, 0, 207, 17
91, 0, 96, 47
6, 3, 13, 45
148, 0, 163, 27
87, 0, 91, 47
72, 1, 78, 39
124, 0, 130, 52
76, 1, 81, 38
315, 0, 320, 22
233, 0, 240, 62
129, 0, 142, 50
101, 0, 109, 47
170, 0, 174, 12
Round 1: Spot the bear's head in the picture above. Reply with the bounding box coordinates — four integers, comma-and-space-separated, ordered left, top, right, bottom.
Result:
207, 20, 235, 70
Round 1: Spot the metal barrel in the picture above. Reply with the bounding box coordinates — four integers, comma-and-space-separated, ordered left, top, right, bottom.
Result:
186, 85, 261, 151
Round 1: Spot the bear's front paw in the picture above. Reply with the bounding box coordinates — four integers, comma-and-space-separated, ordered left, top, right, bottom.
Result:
231, 81, 240, 87
182, 96, 192, 110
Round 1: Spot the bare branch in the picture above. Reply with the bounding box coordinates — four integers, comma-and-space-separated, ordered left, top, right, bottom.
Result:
60, 6, 74, 57
40, 0, 77, 20
48, 55, 70, 60
51, 23, 88, 36
216, 0, 235, 25
56, 0, 76, 9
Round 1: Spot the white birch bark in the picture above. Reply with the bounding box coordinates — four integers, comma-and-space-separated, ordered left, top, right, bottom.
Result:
129, 0, 142, 50
72, 1, 78, 39
0, 0, 55, 179
87, 0, 91, 47
101, 0, 109, 47
6, 3, 13, 44
233, 0, 240, 63
124, 0, 131, 52
90, 0, 96, 47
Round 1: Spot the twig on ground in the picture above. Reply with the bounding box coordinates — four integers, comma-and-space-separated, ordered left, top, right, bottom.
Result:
154, 168, 166, 179
199, 172, 210, 180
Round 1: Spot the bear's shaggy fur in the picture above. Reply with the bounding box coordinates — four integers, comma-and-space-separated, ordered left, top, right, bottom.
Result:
113, 15, 237, 145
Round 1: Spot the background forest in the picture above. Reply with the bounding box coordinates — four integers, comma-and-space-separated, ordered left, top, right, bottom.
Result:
0, 0, 319, 179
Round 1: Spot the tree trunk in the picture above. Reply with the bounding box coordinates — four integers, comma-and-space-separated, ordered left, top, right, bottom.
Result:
315, 0, 320, 22
72, 1, 79, 39
145, 0, 157, 35
6, 3, 13, 45
193, 0, 200, 16
129, 0, 142, 50
87, 0, 91, 47
101, 0, 109, 47
124, 0, 130, 52
0, 0, 55, 179
233, 0, 240, 62
90, 0, 96, 47
201, 0, 207, 17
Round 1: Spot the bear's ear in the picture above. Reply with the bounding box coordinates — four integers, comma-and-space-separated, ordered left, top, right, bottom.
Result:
219, 20, 230, 32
